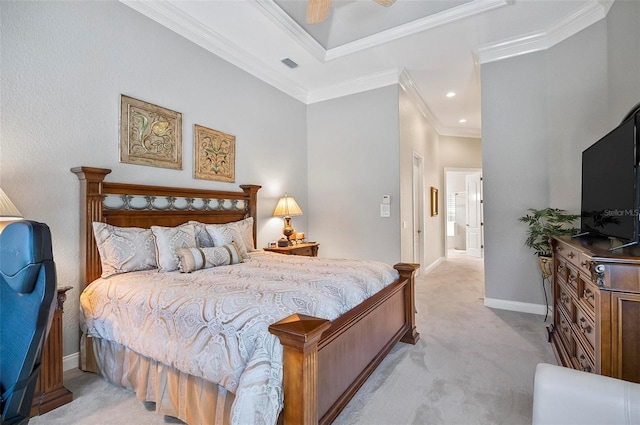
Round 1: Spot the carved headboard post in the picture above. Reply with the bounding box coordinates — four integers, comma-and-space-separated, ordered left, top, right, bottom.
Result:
70, 166, 111, 287
240, 184, 261, 248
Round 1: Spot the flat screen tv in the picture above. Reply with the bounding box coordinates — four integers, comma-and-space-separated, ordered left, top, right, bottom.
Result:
581, 114, 639, 246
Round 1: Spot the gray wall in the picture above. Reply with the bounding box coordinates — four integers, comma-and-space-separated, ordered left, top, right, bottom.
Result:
481, 0, 640, 311
307, 86, 401, 265
399, 88, 441, 269
1, 1, 307, 358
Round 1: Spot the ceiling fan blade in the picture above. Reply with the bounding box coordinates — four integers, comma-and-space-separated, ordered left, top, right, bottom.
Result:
373, 0, 396, 6
307, 0, 331, 24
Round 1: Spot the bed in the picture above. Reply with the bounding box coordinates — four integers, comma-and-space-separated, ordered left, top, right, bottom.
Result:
72, 166, 419, 425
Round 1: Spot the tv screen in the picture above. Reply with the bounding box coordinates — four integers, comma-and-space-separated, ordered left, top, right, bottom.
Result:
581, 117, 638, 242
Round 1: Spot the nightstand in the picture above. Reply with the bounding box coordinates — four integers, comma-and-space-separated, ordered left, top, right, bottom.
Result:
264, 242, 319, 257
30, 286, 73, 416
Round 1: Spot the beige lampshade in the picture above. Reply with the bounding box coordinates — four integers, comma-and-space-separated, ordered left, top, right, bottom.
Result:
273, 195, 303, 218
0, 188, 22, 221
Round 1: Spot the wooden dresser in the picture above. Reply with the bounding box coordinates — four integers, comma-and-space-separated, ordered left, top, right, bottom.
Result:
549, 235, 640, 383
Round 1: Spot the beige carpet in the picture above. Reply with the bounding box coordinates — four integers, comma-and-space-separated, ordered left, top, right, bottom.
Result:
31, 251, 555, 425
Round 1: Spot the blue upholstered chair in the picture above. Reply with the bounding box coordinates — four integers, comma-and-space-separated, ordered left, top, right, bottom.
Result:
0, 221, 57, 425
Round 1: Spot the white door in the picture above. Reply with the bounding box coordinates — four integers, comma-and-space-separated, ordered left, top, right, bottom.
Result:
412, 154, 424, 268
465, 172, 483, 258
454, 192, 466, 250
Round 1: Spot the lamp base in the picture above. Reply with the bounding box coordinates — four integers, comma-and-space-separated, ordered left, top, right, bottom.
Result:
282, 216, 295, 246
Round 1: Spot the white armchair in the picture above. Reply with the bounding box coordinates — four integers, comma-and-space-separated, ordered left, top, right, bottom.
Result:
532, 363, 640, 425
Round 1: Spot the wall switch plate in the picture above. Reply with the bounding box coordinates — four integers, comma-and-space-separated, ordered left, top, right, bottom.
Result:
382, 195, 391, 205
380, 204, 391, 217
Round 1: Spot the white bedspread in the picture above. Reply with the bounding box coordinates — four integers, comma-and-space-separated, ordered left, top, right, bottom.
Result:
80, 251, 399, 425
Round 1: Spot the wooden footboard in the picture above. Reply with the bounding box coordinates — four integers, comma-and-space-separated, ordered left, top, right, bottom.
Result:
269, 263, 419, 425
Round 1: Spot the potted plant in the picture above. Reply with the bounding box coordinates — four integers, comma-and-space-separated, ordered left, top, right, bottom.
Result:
519, 208, 580, 278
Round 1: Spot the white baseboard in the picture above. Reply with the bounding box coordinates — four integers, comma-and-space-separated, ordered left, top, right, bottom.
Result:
484, 297, 550, 316
63, 352, 80, 372
423, 257, 445, 275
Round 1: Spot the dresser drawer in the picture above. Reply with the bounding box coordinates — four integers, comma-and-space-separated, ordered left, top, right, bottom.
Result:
557, 307, 573, 347
558, 281, 574, 315
566, 264, 580, 292
575, 307, 596, 352
573, 336, 595, 374
555, 240, 583, 269
555, 257, 569, 282
579, 278, 597, 316
578, 253, 592, 275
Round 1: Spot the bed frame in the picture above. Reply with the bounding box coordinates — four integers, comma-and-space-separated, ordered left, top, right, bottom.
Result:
72, 166, 419, 425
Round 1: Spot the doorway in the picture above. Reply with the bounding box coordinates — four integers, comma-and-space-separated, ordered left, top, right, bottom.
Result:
444, 168, 483, 259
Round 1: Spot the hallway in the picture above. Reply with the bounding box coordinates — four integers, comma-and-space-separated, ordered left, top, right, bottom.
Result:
334, 250, 556, 424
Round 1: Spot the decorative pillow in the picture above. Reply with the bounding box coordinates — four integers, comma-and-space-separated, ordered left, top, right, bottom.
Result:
92, 222, 157, 278
234, 217, 256, 252
205, 223, 250, 259
151, 224, 197, 272
188, 220, 215, 248
176, 243, 243, 273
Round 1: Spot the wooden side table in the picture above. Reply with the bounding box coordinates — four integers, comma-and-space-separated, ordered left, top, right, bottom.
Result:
31, 286, 74, 416
264, 242, 319, 257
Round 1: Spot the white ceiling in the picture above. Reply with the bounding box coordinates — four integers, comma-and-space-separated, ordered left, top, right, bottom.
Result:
121, 0, 613, 138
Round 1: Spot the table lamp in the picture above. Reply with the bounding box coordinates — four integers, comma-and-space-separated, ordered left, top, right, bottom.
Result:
273, 194, 302, 245
0, 187, 23, 233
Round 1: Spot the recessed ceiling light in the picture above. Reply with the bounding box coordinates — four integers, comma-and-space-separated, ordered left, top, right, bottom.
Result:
446, 92, 456, 98
459, 119, 467, 123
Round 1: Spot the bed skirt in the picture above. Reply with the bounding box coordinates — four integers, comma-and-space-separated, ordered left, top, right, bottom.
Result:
91, 338, 235, 425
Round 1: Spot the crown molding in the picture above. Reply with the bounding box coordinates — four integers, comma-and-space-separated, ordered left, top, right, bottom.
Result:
254, 0, 509, 62
306, 68, 400, 104
474, 0, 613, 64
325, 0, 509, 61
253, 0, 327, 62
399, 71, 481, 139
120, 0, 308, 103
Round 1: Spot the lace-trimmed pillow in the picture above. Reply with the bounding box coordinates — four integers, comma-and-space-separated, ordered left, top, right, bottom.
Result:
92, 222, 157, 278
176, 243, 243, 273
151, 224, 197, 272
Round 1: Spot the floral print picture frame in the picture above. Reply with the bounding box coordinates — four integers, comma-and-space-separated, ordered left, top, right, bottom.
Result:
194, 124, 235, 183
120, 95, 182, 170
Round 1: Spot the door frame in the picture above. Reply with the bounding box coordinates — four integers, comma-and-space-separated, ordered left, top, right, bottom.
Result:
444, 167, 483, 258
412, 151, 425, 273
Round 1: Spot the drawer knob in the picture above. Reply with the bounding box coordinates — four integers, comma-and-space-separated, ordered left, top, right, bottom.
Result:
578, 354, 592, 372
579, 317, 592, 334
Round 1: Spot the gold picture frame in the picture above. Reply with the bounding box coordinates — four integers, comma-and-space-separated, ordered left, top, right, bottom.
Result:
194, 124, 236, 183
120, 95, 182, 170
430, 187, 439, 216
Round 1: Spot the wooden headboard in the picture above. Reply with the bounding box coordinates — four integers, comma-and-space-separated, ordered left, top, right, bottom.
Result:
71, 166, 261, 288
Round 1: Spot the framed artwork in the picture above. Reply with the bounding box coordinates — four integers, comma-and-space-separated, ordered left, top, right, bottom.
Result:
194, 124, 236, 182
430, 187, 439, 216
120, 95, 182, 170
